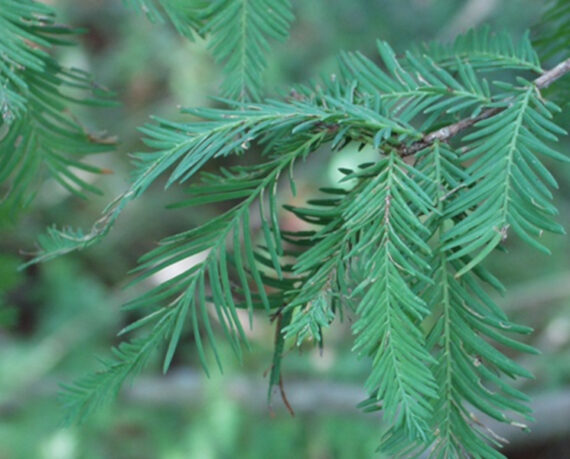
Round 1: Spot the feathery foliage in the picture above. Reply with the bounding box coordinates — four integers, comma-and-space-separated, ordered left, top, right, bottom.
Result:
377, 142, 540, 457
30, 34, 570, 457
127, 0, 294, 101
203, 0, 294, 101
7, 1, 570, 456
0, 0, 115, 211
124, 0, 207, 39
441, 86, 567, 275
533, 0, 570, 61
418, 26, 543, 73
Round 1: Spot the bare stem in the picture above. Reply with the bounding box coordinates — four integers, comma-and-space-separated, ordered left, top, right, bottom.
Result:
402, 58, 570, 156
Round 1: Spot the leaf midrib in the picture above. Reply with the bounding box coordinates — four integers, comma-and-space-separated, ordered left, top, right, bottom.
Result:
499, 88, 532, 227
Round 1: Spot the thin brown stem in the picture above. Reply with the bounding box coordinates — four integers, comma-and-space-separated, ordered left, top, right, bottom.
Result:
535, 58, 570, 89
401, 58, 570, 157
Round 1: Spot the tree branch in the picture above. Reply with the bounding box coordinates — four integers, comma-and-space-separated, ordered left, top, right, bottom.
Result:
535, 58, 570, 89
402, 58, 570, 157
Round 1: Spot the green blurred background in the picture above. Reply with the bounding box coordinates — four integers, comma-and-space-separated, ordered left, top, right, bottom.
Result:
1, 1, 569, 457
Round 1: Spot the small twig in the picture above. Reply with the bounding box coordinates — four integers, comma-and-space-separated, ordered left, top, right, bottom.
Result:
534, 58, 570, 89
401, 58, 570, 157
279, 375, 295, 417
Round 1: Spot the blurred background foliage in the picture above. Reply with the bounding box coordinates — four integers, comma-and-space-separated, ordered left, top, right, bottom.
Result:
1, 0, 569, 457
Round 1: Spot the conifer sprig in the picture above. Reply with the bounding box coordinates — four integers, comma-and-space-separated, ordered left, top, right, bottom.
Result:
9, 2, 570, 455
203, 0, 294, 101
0, 0, 115, 210
127, 0, 294, 101
24, 84, 419, 267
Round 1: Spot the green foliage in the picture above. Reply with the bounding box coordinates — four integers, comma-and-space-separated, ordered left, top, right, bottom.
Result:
418, 26, 542, 72
203, 0, 294, 101
283, 291, 334, 346
376, 143, 540, 457
124, 0, 207, 39
128, 0, 294, 101
344, 154, 438, 438
0, 0, 115, 211
442, 87, 567, 273
5, 1, 570, 457
533, 0, 570, 61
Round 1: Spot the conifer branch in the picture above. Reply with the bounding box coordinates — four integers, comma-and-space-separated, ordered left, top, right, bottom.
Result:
8, 3, 569, 453
402, 57, 570, 156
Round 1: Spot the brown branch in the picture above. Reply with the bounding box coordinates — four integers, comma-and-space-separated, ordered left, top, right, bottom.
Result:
534, 58, 570, 89
401, 58, 570, 157
279, 375, 295, 416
